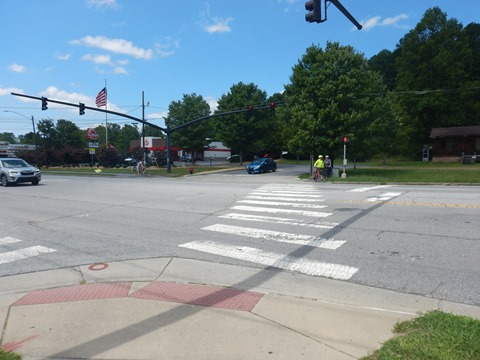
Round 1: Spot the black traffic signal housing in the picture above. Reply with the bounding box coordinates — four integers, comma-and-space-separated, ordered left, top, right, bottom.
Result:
339, 136, 349, 144
270, 102, 275, 114
41, 97, 48, 111
79, 102, 85, 115
305, 0, 321, 23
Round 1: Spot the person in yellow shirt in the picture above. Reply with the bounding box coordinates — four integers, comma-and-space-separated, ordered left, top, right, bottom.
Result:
313, 155, 324, 181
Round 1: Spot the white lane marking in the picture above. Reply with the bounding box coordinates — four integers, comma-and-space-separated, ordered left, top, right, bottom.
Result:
246, 196, 325, 202
219, 213, 338, 229
231, 205, 332, 218
202, 224, 345, 249
237, 200, 327, 209
179, 241, 358, 280
368, 192, 403, 202
0, 246, 57, 265
348, 185, 394, 192
250, 192, 323, 198
0, 237, 22, 245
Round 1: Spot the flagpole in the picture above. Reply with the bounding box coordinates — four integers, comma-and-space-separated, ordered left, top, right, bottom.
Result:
104, 79, 108, 148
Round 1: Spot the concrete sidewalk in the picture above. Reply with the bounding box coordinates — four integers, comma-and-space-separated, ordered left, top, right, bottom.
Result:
0, 257, 479, 360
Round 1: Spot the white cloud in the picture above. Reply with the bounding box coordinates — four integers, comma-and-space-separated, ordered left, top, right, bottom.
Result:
39, 86, 123, 113
86, 0, 119, 9
113, 66, 128, 75
199, 3, 233, 34
358, 13, 409, 32
8, 63, 27, 73
70, 36, 154, 60
155, 37, 179, 58
82, 54, 112, 65
204, 96, 218, 112
55, 53, 72, 61
204, 17, 233, 34
0, 87, 23, 97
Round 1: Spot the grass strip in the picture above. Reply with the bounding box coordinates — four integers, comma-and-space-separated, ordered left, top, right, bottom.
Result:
361, 310, 480, 360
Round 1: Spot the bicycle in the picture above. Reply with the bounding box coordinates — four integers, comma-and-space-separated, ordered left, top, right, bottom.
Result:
313, 168, 325, 182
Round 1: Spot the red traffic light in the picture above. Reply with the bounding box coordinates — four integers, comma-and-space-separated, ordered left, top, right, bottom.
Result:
339, 136, 349, 143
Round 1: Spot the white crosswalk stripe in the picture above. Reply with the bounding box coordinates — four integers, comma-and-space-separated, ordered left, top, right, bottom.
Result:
0, 246, 57, 265
231, 205, 332, 217
0, 237, 57, 265
246, 195, 324, 202
219, 213, 338, 229
179, 241, 358, 280
179, 184, 358, 280
237, 199, 327, 209
348, 185, 394, 192
202, 224, 346, 249
0, 237, 22, 245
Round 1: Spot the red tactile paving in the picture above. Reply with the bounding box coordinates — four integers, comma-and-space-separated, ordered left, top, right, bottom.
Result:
13, 282, 132, 306
129, 282, 264, 311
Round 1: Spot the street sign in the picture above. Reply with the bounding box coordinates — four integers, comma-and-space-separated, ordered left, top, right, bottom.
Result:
89, 148, 96, 155
86, 128, 98, 141
88, 142, 99, 148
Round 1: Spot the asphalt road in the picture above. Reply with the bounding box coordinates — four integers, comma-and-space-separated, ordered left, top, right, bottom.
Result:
1, 165, 479, 306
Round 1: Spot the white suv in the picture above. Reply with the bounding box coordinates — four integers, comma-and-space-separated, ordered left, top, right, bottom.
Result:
0, 158, 41, 186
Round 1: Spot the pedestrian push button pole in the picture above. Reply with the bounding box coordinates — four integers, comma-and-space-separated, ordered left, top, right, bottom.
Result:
339, 136, 348, 179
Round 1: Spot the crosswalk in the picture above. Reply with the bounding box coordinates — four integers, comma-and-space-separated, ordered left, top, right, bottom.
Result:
0, 237, 56, 265
179, 184, 359, 280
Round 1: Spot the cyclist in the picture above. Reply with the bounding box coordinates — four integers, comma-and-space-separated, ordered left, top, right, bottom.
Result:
313, 155, 324, 182
324, 155, 332, 178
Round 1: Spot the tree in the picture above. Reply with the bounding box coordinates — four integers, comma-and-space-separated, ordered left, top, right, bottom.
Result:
164, 93, 211, 159
0, 132, 18, 143
395, 7, 475, 155
369, 49, 398, 90
117, 124, 140, 154
214, 82, 272, 162
285, 42, 388, 165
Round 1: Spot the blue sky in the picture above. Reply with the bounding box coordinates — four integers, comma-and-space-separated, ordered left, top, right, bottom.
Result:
1, 0, 479, 136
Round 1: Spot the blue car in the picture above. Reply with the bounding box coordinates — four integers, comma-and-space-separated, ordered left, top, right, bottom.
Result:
246, 158, 277, 174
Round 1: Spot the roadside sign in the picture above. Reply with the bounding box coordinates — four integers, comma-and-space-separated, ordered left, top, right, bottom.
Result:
88, 142, 99, 148
89, 148, 96, 155
86, 128, 98, 140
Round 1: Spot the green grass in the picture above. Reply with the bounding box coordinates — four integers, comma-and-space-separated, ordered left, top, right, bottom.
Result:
361, 310, 480, 360
0, 349, 21, 360
294, 160, 480, 184
42, 164, 237, 177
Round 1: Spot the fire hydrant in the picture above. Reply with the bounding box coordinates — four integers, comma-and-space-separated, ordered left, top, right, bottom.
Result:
189, 167, 194, 174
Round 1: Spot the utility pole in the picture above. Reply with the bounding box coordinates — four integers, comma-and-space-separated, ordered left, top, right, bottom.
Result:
142, 91, 146, 163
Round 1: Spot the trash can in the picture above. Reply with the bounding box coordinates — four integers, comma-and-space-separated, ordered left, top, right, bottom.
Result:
332, 168, 340, 177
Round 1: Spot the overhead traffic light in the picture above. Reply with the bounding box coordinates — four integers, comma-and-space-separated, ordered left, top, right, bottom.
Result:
79, 102, 85, 115
41, 97, 48, 111
270, 102, 275, 114
305, 0, 321, 23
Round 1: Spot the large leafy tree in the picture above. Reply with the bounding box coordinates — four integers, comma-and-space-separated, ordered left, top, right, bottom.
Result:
117, 124, 140, 154
395, 7, 476, 153
164, 93, 211, 158
214, 82, 272, 162
285, 42, 389, 165
0, 132, 17, 143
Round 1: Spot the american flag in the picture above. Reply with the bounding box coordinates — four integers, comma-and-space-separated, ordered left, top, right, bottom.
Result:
95, 87, 107, 107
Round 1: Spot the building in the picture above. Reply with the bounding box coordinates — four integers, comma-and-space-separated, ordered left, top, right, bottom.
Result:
429, 126, 480, 163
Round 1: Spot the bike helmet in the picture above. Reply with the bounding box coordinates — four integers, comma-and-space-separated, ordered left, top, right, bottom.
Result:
318, 155, 323, 158
325, 155, 329, 158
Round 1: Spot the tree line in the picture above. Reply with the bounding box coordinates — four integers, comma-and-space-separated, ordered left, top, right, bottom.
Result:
2, 7, 478, 166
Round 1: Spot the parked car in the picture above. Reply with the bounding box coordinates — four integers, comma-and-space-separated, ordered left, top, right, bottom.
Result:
0, 158, 41, 186
246, 158, 277, 174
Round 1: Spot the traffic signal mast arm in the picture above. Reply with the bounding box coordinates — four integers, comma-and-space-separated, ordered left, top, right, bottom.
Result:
11, 92, 165, 132
171, 102, 285, 133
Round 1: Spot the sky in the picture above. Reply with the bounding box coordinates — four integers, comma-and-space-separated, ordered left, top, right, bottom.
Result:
1, 0, 479, 137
